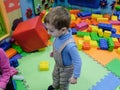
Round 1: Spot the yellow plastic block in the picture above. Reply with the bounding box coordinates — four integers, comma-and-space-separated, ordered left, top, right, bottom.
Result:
39, 61, 49, 71
84, 36, 91, 42
77, 40, 83, 50
97, 18, 108, 23
117, 47, 120, 54
112, 38, 118, 42
90, 40, 98, 47
111, 15, 118, 20
98, 28, 103, 37
103, 31, 111, 38
71, 14, 76, 21
91, 25, 99, 32
91, 14, 103, 19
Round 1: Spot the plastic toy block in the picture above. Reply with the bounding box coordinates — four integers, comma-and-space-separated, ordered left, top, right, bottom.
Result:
78, 11, 92, 17
97, 28, 103, 37
90, 18, 98, 25
99, 38, 108, 50
77, 31, 90, 37
82, 42, 90, 50
114, 42, 120, 49
70, 20, 76, 28
105, 58, 120, 77
97, 18, 108, 23
91, 73, 120, 90
90, 25, 99, 32
109, 20, 120, 25
75, 18, 81, 24
5, 48, 17, 59
117, 47, 120, 54
81, 16, 91, 20
111, 34, 120, 38
12, 16, 49, 52
98, 23, 112, 30
108, 38, 114, 51
38, 48, 46, 51
0, 42, 11, 51
10, 58, 19, 67
112, 38, 119, 42
90, 40, 98, 48
12, 44, 23, 54
90, 32, 99, 41
91, 14, 103, 19
103, 31, 111, 38
111, 28, 116, 34
75, 22, 88, 31
77, 40, 83, 50
39, 61, 49, 71
71, 14, 76, 21
111, 15, 118, 20
71, 28, 77, 35
83, 36, 91, 42
69, 9, 80, 15
103, 14, 111, 20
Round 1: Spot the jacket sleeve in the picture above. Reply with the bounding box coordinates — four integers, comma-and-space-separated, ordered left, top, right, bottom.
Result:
68, 44, 82, 78
0, 49, 11, 89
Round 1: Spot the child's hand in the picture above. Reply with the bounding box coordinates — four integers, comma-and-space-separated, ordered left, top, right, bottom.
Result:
50, 52, 53, 57
0, 88, 3, 90
69, 77, 77, 84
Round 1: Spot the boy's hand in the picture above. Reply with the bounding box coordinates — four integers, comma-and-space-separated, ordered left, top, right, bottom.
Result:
50, 52, 53, 57
0, 88, 3, 90
69, 77, 77, 84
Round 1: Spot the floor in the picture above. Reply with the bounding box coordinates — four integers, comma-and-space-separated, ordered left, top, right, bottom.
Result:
14, 38, 120, 90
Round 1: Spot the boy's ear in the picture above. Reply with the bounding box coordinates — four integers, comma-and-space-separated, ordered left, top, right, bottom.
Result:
61, 27, 67, 31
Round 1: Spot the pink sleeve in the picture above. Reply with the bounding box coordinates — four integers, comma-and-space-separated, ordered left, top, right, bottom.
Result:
0, 48, 11, 89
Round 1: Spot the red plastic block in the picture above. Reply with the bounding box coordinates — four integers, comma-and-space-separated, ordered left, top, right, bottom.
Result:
12, 16, 49, 52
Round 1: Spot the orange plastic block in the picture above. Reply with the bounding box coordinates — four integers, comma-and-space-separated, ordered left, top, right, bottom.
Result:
69, 10, 80, 15
82, 42, 90, 50
13, 16, 49, 52
114, 42, 120, 49
5, 48, 17, 59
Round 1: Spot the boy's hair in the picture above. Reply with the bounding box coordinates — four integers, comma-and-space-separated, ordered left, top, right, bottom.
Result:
44, 6, 71, 30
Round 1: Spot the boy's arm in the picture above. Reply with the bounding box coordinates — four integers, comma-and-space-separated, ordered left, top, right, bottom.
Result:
68, 45, 82, 78
0, 49, 11, 89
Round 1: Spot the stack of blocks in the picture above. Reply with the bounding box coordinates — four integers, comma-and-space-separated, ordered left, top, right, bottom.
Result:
12, 16, 49, 52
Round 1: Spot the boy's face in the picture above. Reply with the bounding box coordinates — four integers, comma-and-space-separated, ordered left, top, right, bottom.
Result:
45, 23, 64, 37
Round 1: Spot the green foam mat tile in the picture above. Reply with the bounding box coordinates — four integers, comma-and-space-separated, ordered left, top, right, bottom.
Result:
17, 46, 109, 90
15, 80, 26, 90
105, 58, 120, 78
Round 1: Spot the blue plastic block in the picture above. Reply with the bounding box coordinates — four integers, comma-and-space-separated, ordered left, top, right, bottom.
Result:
10, 58, 19, 67
71, 28, 77, 35
111, 34, 120, 38
98, 23, 112, 31
111, 28, 116, 34
99, 38, 108, 50
12, 54, 22, 60
91, 73, 120, 90
78, 12, 92, 17
0, 42, 11, 51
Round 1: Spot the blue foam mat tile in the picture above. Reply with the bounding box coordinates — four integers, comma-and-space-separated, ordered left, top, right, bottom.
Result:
91, 72, 120, 90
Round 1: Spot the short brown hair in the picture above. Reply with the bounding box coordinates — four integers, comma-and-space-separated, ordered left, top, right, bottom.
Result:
44, 6, 71, 30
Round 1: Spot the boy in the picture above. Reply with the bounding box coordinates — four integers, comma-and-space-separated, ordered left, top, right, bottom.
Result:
44, 6, 82, 90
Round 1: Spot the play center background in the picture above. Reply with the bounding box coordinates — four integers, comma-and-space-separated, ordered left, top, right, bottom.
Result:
0, 0, 120, 90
